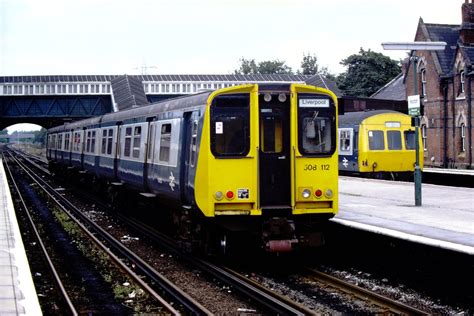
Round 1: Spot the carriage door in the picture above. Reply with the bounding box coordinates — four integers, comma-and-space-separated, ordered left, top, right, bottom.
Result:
180, 111, 199, 206
259, 93, 291, 208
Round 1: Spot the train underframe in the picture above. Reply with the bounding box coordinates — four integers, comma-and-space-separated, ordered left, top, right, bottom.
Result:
49, 163, 333, 255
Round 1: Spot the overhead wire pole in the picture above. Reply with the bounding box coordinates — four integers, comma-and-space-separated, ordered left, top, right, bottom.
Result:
382, 41, 447, 206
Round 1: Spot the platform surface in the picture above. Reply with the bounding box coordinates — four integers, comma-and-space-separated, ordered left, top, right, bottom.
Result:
335, 176, 474, 254
0, 158, 42, 315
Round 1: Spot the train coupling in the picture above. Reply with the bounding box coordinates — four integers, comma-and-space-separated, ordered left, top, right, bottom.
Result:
262, 217, 298, 252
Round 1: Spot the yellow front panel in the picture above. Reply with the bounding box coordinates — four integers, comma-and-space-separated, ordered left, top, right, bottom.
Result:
358, 113, 424, 173
291, 84, 338, 215
194, 85, 260, 217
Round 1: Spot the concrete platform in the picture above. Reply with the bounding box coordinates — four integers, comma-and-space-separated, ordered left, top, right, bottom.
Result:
0, 158, 42, 315
334, 176, 474, 255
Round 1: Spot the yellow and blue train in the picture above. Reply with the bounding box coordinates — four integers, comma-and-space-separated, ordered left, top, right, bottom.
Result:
338, 110, 423, 179
47, 83, 338, 252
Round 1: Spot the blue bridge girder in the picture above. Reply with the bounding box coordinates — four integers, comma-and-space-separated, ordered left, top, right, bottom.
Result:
0, 95, 113, 130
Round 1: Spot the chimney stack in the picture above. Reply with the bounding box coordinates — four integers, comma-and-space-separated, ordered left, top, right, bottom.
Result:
461, 0, 474, 44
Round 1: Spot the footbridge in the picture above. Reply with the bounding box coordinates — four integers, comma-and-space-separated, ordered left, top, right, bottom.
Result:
0, 74, 336, 130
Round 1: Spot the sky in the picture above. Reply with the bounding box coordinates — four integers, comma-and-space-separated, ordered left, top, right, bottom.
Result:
0, 0, 467, 132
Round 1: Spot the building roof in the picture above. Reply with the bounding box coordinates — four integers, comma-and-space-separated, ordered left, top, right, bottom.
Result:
424, 23, 459, 75
370, 73, 406, 101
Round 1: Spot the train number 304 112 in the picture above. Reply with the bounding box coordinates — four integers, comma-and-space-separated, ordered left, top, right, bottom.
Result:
304, 164, 330, 171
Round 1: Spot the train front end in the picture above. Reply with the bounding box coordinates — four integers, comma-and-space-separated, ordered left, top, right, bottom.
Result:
194, 83, 338, 252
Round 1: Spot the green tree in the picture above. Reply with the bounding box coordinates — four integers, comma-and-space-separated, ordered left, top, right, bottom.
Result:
235, 58, 293, 74
234, 58, 258, 74
337, 48, 401, 97
34, 128, 47, 145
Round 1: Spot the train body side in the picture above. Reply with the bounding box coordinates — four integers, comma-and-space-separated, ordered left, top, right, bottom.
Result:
338, 110, 423, 176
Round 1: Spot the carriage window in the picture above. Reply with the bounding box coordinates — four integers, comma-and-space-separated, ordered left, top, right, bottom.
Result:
387, 130, 402, 150
298, 94, 336, 155
148, 124, 155, 159
132, 126, 141, 158
159, 124, 172, 162
73, 132, 81, 152
404, 131, 416, 150
91, 130, 96, 153
124, 127, 132, 157
368, 130, 384, 150
261, 116, 282, 153
107, 129, 113, 155
58, 134, 63, 150
210, 93, 250, 157
101, 129, 107, 154
86, 131, 92, 152
65, 133, 70, 151
190, 120, 198, 167
339, 128, 353, 155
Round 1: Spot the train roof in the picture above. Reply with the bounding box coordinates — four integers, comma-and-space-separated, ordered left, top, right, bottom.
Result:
339, 110, 406, 127
48, 89, 215, 132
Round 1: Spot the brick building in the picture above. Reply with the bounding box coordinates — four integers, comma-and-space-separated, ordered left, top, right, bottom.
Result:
402, 0, 474, 169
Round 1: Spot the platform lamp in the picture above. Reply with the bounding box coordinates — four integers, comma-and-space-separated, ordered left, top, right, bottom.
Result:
382, 41, 446, 206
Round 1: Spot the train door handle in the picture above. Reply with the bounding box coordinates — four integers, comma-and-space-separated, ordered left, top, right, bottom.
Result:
278, 156, 286, 160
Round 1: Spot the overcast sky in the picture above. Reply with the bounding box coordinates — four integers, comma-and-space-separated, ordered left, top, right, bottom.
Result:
0, 0, 466, 133
0, 0, 465, 77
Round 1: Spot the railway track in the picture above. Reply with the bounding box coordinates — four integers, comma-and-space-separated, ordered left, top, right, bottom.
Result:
303, 268, 429, 315
4, 150, 209, 315
3, 154, 79, 315
11, 147, 464, 314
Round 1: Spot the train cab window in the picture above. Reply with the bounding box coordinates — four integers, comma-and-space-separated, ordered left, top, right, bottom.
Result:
297, 94, 336, 155
368, 130, 384, 150
159, 124, 172, 162
387, 130, 402, 150
261, 116, 282, 153
404, 131, 416, 150
210, 93, 250, 157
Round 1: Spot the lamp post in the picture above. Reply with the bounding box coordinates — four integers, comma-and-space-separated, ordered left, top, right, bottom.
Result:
382, 41, 446, 206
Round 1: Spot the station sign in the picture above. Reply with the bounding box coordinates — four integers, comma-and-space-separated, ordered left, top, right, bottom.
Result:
407, 95, 420, 116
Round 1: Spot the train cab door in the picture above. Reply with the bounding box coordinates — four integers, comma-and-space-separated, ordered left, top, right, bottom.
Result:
258, 93, 291, 209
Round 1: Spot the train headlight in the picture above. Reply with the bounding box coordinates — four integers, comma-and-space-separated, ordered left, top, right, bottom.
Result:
215, 191, 223, 200
225, 190, 234, 200
325, 189, 333, 198
302, 189, 311, 199
372, 162, 377, 169
315, 189, 323, 198
263, 93, 272, 102
278, 93, 287, 102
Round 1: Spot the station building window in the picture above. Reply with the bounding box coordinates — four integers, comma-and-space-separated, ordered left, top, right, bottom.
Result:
460, 70, 465, 95
461, 123, 466, 152
421, 68, 427, 98
421, 124, 427, 151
